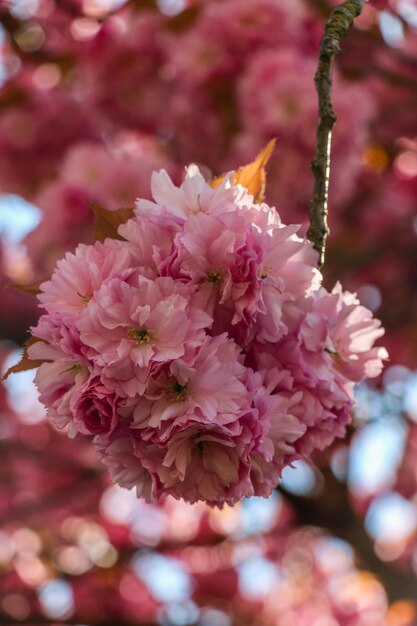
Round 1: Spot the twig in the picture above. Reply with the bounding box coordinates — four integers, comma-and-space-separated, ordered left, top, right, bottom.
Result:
307, 0, 366, 268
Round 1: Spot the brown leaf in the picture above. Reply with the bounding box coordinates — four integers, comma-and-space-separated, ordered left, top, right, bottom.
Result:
211, 139, 276, 203
167, 6, 201, 33
2, 337, 48, 380
91, 204, 134, 242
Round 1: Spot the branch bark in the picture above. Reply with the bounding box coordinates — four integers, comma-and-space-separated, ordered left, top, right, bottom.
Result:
307, 0, 366, 267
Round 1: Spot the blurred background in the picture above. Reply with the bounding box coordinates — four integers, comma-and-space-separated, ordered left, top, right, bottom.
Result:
1, 0, 417, 624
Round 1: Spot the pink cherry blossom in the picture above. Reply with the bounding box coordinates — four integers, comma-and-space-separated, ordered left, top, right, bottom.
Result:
137, 421, 255, 506
72, 376, 121, 436
78, 274, 212, 397
246, 369, 307, 496
34, 360, 89, 435
98, 431, 154, 501
38, 239, 132, 316
118, 214, 180, 277
30, 312, 87, 363
136, 165, 252, 222
304, 283, 388, 382
129, 333, 249, 429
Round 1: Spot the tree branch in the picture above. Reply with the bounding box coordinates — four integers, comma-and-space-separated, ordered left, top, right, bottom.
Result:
279, 468, 417, 602
307, 0, 366, 268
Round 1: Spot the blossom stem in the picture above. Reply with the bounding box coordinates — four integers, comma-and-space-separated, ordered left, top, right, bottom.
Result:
307, 0, 366, 268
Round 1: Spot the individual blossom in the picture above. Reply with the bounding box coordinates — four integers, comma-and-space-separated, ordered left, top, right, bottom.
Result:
129, 333, 250, 429
136, 165, 252, 222
98, 429, 154, 502
38, 238, 132, 317
239, 49, 319, 141
72, 376, 121, 436
30, 312, 87, 363
29, 314, 91, 435
253, 336, 351, 458
34, 360, 89, 435
78, 274, 212, 397
173, 209, 264, 329
137, 420, 256, 506
299, 283, 388, 384
118, 213, 180, 278
245, 368, 307, 497
172, 204, 319, 341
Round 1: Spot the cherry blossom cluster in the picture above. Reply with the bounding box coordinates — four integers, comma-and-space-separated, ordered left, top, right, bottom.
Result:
29, 167, 387, 506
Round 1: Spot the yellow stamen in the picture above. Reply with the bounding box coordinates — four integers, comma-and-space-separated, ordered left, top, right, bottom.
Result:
169, 380, 189, 401
127, 327, 154, 344
207, 269, 223, 285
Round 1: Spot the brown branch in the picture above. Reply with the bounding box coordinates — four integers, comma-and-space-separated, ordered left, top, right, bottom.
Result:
307, 0, 366, 268
279, 469, 417, 603
347, 63, 417, 92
